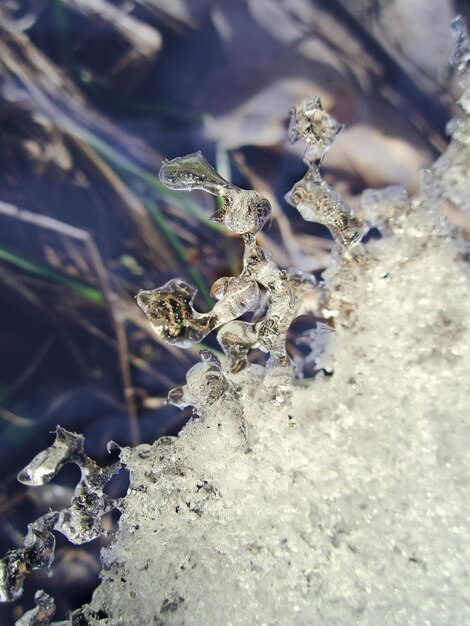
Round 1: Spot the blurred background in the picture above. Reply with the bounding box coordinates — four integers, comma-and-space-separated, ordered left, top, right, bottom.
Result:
0, 0, 466, 621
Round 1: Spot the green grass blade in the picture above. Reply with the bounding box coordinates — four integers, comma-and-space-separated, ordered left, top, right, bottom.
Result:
82, 133, 216, 306
0, 244, 105, 303
143, 200, 213, 305
86, 132, 224, 231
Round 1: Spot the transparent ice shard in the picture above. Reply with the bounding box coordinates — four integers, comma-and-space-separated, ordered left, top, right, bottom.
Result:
18, 427, 83, 486
212, 188, 271, 235
19, 427, 120, 545
137, 279, 213, 348
211, 276, 261, 326
159, 151, 234, 195
168, 350, 230, 411
56, 455, 119, 544
241, 237, 299, 366
159, 152, 271, 235
15, 590, 55, 626
0, 428, 120, 603
216, 320, 259, 373
288, 96, 343, 164
450, 17, 470, 114
149, 151, 322, 366
137, 276, 261, 349
450, 16, 470, 82
0, 512, 58, 602
286, 166, 363, 247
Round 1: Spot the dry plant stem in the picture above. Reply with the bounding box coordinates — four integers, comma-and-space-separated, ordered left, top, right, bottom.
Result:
61, 0, 162, 61
42, 388, 125, 422
67, 310, 178, 390
67, 135, 176, 269
0, 25, 173, 268
303, 0, 449, 152
0, 407, 33, 428
0, 23, 156, 162
0, 201, 140, 445
233, 150, 334, 270
84, 241, 140, 445
0, 336, 54, 409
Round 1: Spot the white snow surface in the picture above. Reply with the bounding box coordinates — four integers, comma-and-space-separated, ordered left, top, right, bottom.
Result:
81, 44, 470, 623
84, 191, 470, 625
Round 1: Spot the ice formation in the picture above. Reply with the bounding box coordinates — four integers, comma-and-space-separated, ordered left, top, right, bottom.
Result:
3, 19, 470, 625
0, 427, 120, 605
286, 96, 363, 247
15, 591, 55, 626
287, 96, 343, 165
159, 152, 271, 235
137, 151, 312, 369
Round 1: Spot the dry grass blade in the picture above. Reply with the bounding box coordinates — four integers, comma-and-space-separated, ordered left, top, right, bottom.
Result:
0, 407, 33, 428
0, 23, 179, 269
308, 0, 449, 152
0, 201, 140, 444
61, 0, 162, 61
232, 151, 333, 271
0, 336, 55, 407
68, 135, 177, 269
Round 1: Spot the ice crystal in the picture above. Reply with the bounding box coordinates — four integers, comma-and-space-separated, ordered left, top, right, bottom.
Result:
0, 427, 119, 605
286, 166, 363, 246
159, 152, 271, 235
138, 156, 311, 369
19, 427, 120, 544
14, 590, 55, 626
450, 16, 470, 85
0, 512, 58, 603
168, 351, 232, 412
288, 96, 343, 164
136, 279, 212, 348
285, 96, 363, 248
140, 107, 362, 367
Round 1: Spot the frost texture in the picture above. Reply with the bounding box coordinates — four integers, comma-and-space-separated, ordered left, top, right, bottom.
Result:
81, 58, 470, 624
4, 21, 470, 625
0, 427, 119, 604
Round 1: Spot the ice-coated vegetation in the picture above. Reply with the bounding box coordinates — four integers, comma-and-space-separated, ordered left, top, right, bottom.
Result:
2, 17, 470, 626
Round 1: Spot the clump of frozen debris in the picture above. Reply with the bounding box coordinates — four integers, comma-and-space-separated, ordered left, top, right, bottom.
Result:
3, 19, 470, 626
